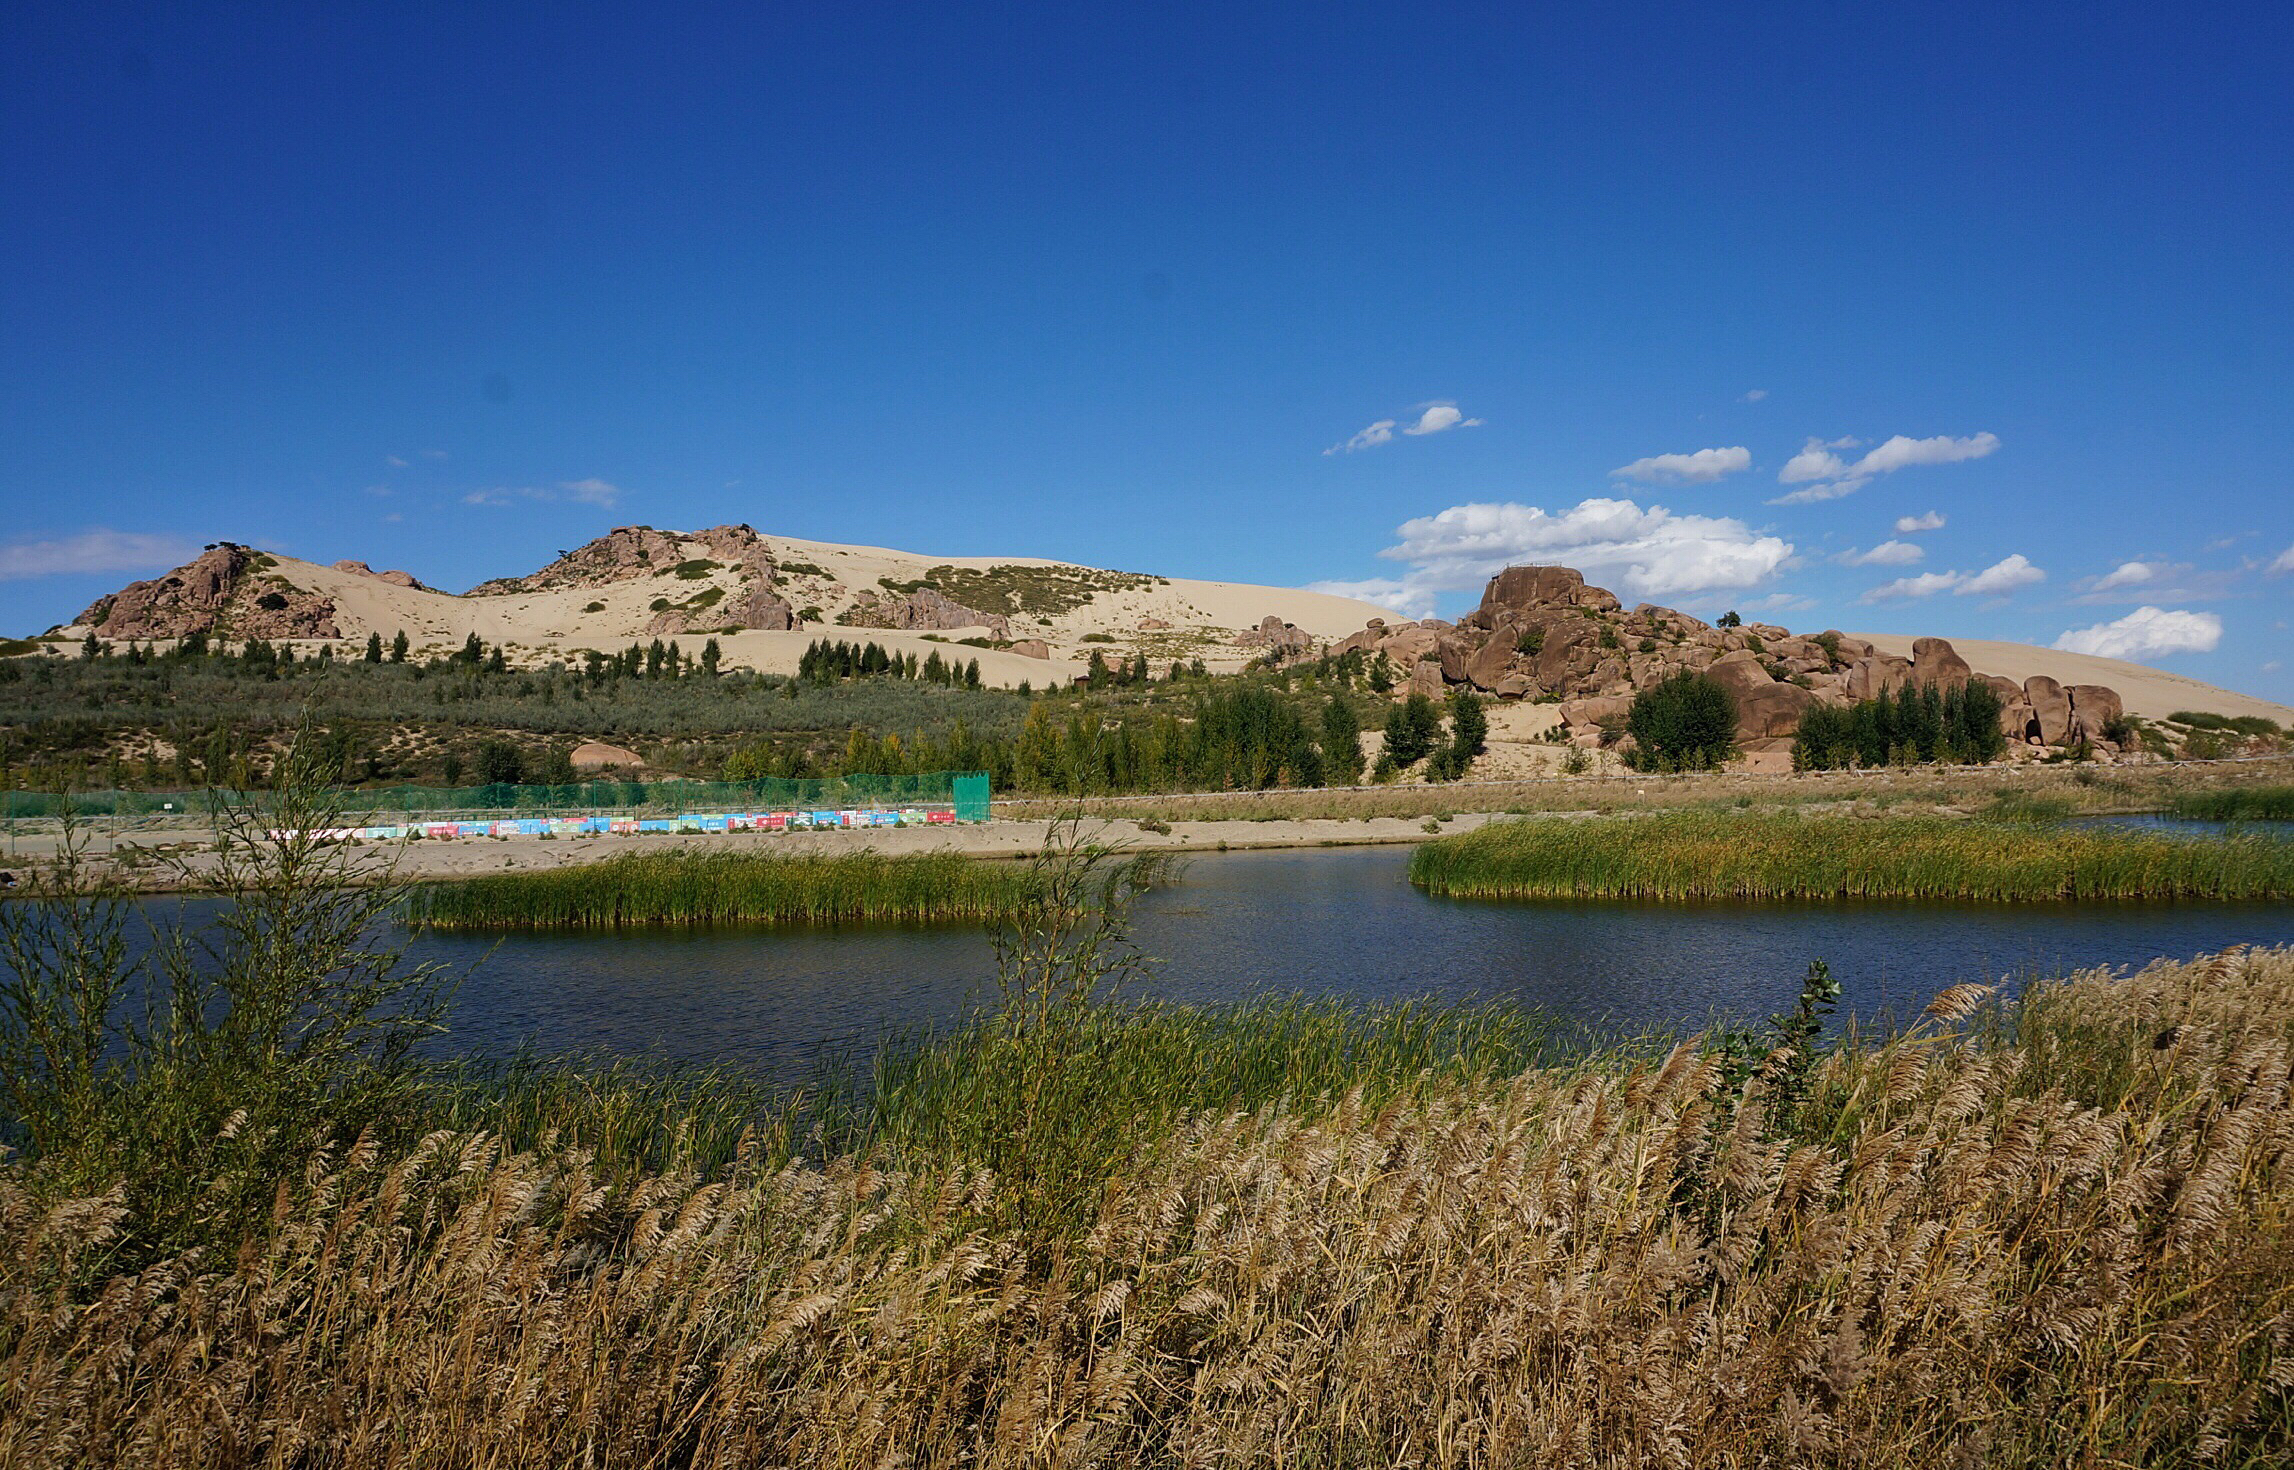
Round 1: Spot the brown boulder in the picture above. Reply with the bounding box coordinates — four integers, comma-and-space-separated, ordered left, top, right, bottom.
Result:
570, 741, 644, 772
2024, 676, 2072, 745
1561, 696, 1633, 729
1465, 631, 1518, 690
1407, 658, 1446, 697
1736, 682, 1819, 740
1479, 565, 1622, 615
1846, 655, 1915, 701
1910, 636, 1974, 689
2068, 684, 2124, 743
1009, 639, 1050, 659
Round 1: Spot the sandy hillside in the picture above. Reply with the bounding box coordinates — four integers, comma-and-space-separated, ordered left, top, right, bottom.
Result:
64, 532, 1399, 690
1849, 633, 2294, 724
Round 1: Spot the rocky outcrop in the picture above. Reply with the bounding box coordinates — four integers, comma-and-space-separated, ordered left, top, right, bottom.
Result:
570, 741, 644, 772
1315, 561, 2125, 762
77, 543, 338, 640
1009, 639, 1051, 659
332, 559, 428, 590
1233, 615, 1314, 654
840, 587, 1009, 637
469, 526, 692, 595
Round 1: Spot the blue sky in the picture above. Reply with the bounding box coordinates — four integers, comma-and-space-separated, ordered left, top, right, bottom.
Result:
3, 2, 2289, 696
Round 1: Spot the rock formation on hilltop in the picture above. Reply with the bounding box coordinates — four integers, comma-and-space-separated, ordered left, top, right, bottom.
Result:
838, 585, 1010, 638
78, 543, 339, 641
332, 560, 429, 591
471, 524, 798, 634
1318, 564, 2127, 759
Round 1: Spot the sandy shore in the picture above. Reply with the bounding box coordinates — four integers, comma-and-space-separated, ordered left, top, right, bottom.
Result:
3, 812, 1517, 893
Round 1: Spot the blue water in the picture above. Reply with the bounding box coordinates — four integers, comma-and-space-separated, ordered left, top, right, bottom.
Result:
354, 844, 2294, 1079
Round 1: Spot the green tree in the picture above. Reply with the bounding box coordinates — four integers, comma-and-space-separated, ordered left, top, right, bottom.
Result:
475, 740, 523, 786
458, 631, 484, 666
1320, 698, 1364, 784
1624, 672, 1737, 772
1382, 693, 1441, 767
701, 637, 722, 676
364, 631, 383, 663
1448, 688, 1488, 761
388, 629, 408, 663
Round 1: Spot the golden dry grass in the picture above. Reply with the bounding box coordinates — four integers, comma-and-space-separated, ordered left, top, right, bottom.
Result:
7, 947, 2294, 1466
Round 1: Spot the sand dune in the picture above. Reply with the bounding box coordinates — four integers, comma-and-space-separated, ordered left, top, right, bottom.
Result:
1849, 632, 2293, 724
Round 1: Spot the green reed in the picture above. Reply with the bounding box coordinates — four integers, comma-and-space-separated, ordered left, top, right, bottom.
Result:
406, 848, 1043, 928
1410, 808, 2294, 902
2170, 784, 2294, 821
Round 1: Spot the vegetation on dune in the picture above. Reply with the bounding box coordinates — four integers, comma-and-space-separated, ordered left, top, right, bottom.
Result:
1410, 808, 2294, 902
7, 768, 2294, 1461
407, 848, 1053, 929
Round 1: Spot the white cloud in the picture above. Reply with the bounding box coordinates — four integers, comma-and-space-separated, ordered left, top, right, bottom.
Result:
1770, 431, 1998, 505
560, 477, 622, 507
2091, 561, 2156, 592
1957, 553, 2044, 597
2053, 606, 2223, 660
1893, 510, 1946, 534
1326, 403, 1481, 454
1363, 496, 1793, 607
1609, 446, 1751, 485
386, 455, 409, 468
1740, 389, 1769, 403
463, 478, 624, 509
1856, 431, 2000, 475
1861, 570, 1965, 602
0, 528, 201, 581
2270, 543, 2294, 574
1326, 419, 1396, 455
1402, 403, 1482, 436
1859, 553, 2043, 602
420, 448, 449, 461
1778, 436, 1859, 484
1303, 577, 1429, 620
1838, 540, 1925, 567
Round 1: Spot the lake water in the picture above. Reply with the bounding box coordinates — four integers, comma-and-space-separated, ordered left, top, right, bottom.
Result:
352, 844, 2294, 1079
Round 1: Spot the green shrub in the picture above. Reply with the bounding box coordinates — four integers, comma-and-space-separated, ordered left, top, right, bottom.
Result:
1382, 693, 1441, 767
1624, 672, 1736, 772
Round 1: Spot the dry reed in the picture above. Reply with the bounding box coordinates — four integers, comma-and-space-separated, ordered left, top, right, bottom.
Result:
7, 947, 2294, 1466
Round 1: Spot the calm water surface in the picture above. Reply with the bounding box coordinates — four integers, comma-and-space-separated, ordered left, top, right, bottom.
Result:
366, 844, 2294, 1079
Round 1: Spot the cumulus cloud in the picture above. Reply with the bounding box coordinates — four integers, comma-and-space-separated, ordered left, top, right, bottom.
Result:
2091, 561, 2156, 592
1403, 403, 1482, 436
0, 528, 202, 581
2053, 606, 2223, 660
1858, 552, 2044, 603
1326, 403, 1481, 454
1326, 419, 1396, 455
1893, 510, 1946, 533
1770, 431, 1998, 505
1838, 540, 1924, 567
1353, 496, 1792, 611
1609, 446, 1751, 485
1957, 553, 2045, 597
2271, 543, 2294, 574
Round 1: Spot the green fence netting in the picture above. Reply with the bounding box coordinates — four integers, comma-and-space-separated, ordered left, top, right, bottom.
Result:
0, 771, 993, 821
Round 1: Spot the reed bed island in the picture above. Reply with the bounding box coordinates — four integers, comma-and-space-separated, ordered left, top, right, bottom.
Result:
1410, 808, 2294, 903
407, 848, 1046, 928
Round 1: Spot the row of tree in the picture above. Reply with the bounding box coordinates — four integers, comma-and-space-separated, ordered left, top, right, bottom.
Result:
799, 639, 983, 688
1792, 679, 2007, 770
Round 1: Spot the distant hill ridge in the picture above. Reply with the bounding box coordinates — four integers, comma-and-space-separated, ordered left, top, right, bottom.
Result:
48, 530, 2293, 721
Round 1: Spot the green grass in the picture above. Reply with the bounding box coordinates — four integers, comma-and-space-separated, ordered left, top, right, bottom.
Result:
2170, 784, 2294, 821
1410, 808, 2294, 902
407, 848, 1045, 928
